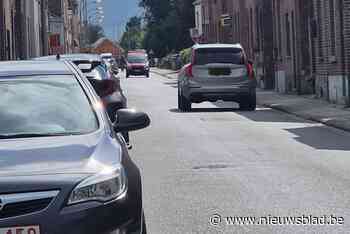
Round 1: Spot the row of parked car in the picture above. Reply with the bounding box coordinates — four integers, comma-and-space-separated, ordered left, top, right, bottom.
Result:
0, 53, 149, 233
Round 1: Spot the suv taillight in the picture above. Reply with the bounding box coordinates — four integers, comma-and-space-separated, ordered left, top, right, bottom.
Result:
185, 64, 193, 78
246, 63, 254, 79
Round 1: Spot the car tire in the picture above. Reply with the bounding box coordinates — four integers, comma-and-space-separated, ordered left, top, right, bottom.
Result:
178, 88, 183, 110
181, 94, 191, 112
178, 86, 191, 112
240, 90, 256, 111
126, 72, 130, 78
142, 211, 147, 234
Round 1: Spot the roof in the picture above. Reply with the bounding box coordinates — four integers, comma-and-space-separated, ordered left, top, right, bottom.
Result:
192, 43, 243, 50
0, 60, 72, 77
92, 38, 108, 49
91, 37, 124, 52
35, 53, 102, 62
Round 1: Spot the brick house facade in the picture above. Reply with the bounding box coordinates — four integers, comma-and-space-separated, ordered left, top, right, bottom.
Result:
311, 0, 349, 104
195, 0, 350, 105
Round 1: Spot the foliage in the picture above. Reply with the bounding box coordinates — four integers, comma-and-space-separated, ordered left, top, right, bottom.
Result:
180, 47, 192, 65
139, 0, 195, 57
120, 17, 144, 52
87, 24, 105, 45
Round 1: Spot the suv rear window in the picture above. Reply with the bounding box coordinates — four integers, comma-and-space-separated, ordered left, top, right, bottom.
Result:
194, 48, 244, 65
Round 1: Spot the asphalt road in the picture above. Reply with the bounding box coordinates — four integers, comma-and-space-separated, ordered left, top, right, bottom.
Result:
120, 71, 350, 234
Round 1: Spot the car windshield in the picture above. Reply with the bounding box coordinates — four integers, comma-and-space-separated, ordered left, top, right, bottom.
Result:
194, 48, 244, 65
0, 75, 98, 137
128, 55, 147, 63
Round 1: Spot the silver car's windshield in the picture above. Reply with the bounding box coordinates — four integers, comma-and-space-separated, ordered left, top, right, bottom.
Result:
0, 75, 98, 137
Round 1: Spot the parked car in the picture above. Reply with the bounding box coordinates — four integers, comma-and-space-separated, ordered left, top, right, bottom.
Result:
100, 53, 119, 75
101, 52, 113, 62
177, 44, 257, 112
0, 60, 150, 234
126, 51, 150, 78
109, 58, 120, 75
35, 54, 131, 148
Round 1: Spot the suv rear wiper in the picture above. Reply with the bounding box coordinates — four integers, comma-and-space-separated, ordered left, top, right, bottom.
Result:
0, 133, 70, 139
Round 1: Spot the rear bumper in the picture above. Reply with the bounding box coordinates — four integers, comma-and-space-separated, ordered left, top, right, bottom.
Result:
127, 68, 149, 75
187, 85, 256, 103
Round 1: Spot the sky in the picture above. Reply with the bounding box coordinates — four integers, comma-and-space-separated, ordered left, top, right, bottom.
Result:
100, 0, 142, 41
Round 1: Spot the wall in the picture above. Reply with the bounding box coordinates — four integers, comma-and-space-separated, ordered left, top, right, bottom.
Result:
196, 0, 350, 104
194, 0, 203, 37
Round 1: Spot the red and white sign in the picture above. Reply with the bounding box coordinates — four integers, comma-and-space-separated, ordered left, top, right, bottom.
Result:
0, 226, 40, 234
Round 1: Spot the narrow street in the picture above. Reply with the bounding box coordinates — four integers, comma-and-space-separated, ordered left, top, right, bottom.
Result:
123, 71, 350, 234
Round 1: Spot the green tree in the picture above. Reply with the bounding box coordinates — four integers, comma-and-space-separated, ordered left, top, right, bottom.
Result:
120, 16, 144, 52
140, 0, 195, 57
86, 24, 105, 44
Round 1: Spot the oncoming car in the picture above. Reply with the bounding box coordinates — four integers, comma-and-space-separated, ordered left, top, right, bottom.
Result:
178, 44, 257, 112
0, 60, 150, 234
126, 51, 150, 78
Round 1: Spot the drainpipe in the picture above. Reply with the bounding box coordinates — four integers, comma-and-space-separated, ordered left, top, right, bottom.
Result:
263, 0, 275, 90
0, 1, 4, 60
339, 0, 350, 105
339, 0, 346, 103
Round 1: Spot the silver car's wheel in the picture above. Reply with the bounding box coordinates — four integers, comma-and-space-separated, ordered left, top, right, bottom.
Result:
240, 91, 256, 111
142, 211, 147, 234
178, 88, 183, 110
181, 95, 191, 112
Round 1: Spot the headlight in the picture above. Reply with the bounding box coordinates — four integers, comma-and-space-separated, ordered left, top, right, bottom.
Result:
68, 165, 127, 205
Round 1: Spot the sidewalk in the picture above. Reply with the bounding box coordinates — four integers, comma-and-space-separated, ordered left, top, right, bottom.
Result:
151, 68, 350, 132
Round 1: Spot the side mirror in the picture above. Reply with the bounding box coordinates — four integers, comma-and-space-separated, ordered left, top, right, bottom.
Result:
114, 109, 150, 132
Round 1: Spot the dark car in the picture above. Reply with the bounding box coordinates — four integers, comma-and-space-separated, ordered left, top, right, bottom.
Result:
35, 54, 131, 147
0, 60, 150, 234
126, 52, 150, 78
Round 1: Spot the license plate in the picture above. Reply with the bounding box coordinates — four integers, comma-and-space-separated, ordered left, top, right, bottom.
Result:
0, 226, 40, 234
209, 68, 231, 76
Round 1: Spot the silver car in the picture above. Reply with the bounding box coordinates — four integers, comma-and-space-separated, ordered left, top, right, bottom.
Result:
178, 44, 257, 111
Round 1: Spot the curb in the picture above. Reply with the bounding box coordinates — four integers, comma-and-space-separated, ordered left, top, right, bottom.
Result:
151, 70, 178, 80
259, 102, 350, 133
